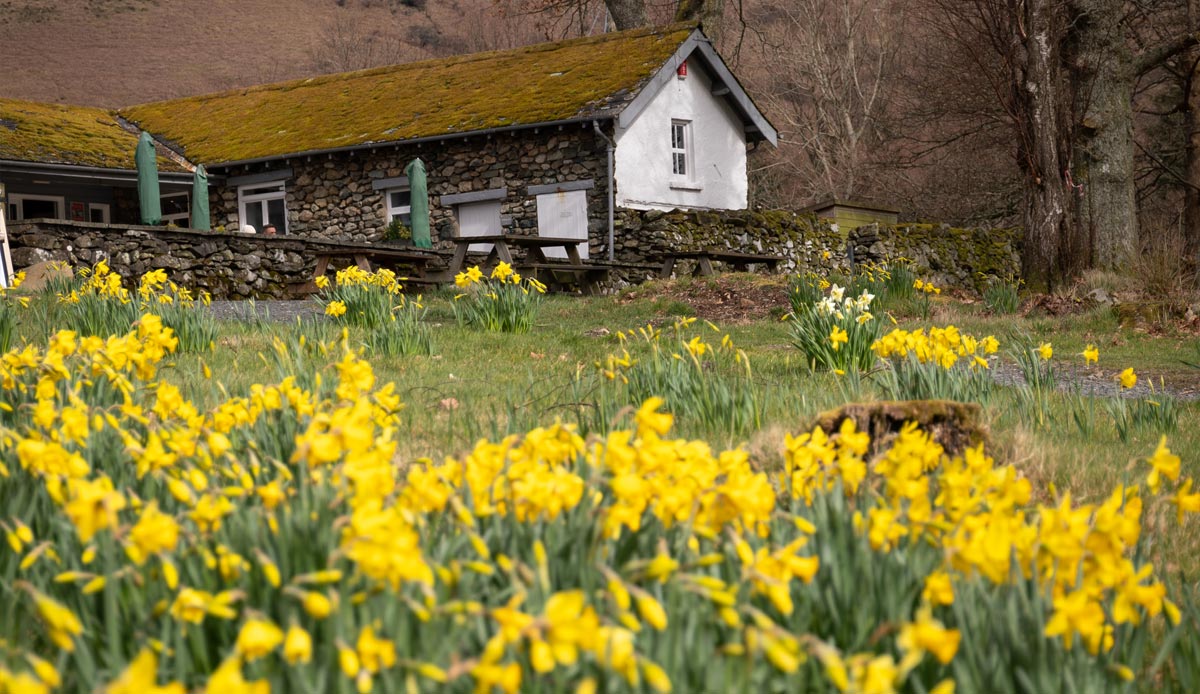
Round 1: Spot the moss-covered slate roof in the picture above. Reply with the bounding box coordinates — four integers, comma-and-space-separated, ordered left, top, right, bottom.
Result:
120, 24, 696, 166
0, 98, 182, 170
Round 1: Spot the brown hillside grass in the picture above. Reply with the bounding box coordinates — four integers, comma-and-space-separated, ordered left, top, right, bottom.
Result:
0, 0, 544, 107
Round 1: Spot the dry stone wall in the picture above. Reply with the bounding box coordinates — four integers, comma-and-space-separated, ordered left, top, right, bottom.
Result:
6, 214, 1022, 300
615, 210, 1020, 291
614, 208, 850, 275
7, 220, 329, 299
847, 223, 1021, 291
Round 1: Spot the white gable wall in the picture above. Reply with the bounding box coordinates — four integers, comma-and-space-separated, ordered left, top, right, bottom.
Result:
613, 59, 748, 211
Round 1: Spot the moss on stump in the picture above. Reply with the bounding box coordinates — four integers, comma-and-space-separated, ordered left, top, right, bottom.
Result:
809, 399, 987, 458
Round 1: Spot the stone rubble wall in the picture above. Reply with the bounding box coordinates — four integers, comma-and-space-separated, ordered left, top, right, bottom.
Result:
847, 223, 1022, 291
614, 208, 851, 275
7, 220, 329, 299
614, 211, 1020, 291
7, 214, 1021, 300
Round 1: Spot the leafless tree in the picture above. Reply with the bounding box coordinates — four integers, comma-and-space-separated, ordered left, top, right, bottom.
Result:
749, 0, 896, 205
309, 13, 413, 73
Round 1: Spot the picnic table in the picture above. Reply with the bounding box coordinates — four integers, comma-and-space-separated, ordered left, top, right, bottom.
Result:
446, 234, 609, 295
300, 246, 444, 294
653, 248, 783, 279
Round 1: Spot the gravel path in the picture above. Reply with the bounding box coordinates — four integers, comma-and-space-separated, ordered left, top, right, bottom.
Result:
208, 300, 321, 324
990, 361, 1199, 401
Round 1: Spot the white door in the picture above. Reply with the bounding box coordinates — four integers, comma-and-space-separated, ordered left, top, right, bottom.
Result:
536, 190, 589, 259
457, 200, 501, 253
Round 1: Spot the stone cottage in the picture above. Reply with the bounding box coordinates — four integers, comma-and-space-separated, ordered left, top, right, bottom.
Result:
1, 23, 775, 263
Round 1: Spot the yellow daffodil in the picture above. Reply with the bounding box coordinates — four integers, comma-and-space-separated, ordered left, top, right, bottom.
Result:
1146, 437, 1181, 494
829, 325, 849, 351
325, 300, 348, 318
104, 649, 185, 694
283, 624, 313, 665
236, 618, 283, 660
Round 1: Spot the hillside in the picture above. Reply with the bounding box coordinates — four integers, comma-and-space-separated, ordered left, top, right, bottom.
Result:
0, 0, 546, 107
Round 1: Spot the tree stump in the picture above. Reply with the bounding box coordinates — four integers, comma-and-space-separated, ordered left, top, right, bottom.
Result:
808, 400, 986, 458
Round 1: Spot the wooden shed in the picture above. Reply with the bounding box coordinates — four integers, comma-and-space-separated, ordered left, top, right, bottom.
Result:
804, 199, 899, 234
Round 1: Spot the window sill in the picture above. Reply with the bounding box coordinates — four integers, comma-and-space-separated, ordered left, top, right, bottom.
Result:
669, 181, 704, 191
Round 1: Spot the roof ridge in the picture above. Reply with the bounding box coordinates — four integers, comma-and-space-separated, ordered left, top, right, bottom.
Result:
120, 22, 697, 113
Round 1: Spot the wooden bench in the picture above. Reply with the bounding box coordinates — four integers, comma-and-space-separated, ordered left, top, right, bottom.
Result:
298, 246, 445, 294
516, 263, 610, 296
445, 234, 588, 274
654, 249, 783, 279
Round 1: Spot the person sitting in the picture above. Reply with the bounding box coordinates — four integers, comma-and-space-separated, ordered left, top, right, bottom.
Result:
263, 223, 278, 235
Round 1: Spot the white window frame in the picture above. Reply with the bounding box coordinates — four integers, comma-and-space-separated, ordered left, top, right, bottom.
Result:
670, 119, 692, 179
88, 202, 111, 224
237, 180, 288, 234
384, 186, 411, 225
160, 192, 190, 226
8, 193, 65, 221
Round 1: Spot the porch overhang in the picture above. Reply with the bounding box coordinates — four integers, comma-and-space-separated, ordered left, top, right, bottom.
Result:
0, 159, 198, 185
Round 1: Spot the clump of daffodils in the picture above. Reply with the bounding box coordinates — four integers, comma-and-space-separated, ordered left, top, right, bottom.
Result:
789, 281, 883, 372
315, 264, 420, 331
871, 326, 999, 402
452, 263, 546, 333
596, 318, 757, 436
0, 270, 28, 353
872, 326, 998, 371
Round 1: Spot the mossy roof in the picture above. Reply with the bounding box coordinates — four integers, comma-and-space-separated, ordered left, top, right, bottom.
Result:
0, 97, 182, 171
120, 24, 696, 166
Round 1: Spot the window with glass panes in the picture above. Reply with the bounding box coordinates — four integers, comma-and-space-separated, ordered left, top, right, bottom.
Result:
238, 181, 288, 234
385, 187, 411, 225
160, 192, 190, 226
671, 120, 691, 177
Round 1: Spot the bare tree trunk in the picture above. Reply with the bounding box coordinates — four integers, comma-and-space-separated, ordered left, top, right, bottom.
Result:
1069, 0, 1135, 270
675, 0, 725, 42
1018, 0, 1075, 290
604, 0, 647, 29
1187, 0, 1200, 262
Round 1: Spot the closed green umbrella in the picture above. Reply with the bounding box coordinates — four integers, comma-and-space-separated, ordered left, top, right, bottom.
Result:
136, 131, 161, 225
190, 164, 210, 230
404, 157, 431, 249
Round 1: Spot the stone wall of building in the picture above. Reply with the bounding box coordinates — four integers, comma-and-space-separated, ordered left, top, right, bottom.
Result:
209, 125, 610, 252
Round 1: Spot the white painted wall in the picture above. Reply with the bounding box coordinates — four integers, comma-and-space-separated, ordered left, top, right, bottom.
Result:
614, 58, 748, 211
